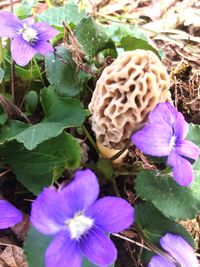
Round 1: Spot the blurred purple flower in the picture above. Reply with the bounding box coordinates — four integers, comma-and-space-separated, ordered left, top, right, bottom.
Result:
132, 102, 200, 186
148, 233, 198, 267
0, 11, 59, 66
0, 199, 22, 229
30, 169, 134, 267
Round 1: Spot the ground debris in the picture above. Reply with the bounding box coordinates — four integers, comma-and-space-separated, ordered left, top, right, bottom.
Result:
0, 246, 26, 267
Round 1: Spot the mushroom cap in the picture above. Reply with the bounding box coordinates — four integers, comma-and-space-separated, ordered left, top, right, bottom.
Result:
89, 49, 170, 149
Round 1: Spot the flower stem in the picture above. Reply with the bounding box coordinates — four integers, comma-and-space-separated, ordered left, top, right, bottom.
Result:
27, 59, 33, 91
10, 58, 15, 102
10, 0, 14, 12
19, 60, 33, 109
111, 179, 121, 198
110, 139, 131, 162
0, 39, 5, 69
10, 0, 15, 102
0, 39, 5, 92
33, 57, 45, 87
82, 124, 100, 154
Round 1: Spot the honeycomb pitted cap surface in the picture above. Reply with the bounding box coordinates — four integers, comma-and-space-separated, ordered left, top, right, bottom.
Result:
89, 49, 170, 149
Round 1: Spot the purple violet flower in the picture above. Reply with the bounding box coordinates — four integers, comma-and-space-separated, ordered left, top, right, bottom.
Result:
0, 11, 59, 66
30, 169, 134, 267
148, 233, 198, 267
132, 102, 200, 186
0, 199, 22, 229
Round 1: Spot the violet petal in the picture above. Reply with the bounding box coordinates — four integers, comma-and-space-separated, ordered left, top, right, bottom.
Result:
167, 150, 194, 186
11, 36, 36, 66
33, 22, 59, 41
85, 196, 134, 233
34, 41, 54, 56
0, 200, 22, 229
31, 188, 69, 235
148, 102, 177, 127
80, 227, 117, 266
148, 255, 176, 267
22, 17, 35, 27
173, 112, 189, 140
175, 139, 200, 161
0, 11, 22, 38
132, 123, 172, 156
61, 169, 99, 212
45, 231, 82, 267
160, 233, 198, 267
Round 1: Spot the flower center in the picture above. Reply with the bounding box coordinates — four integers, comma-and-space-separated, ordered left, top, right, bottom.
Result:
169, 135, 176, 149
19, 24, 38, 44
66, 212, 93, 240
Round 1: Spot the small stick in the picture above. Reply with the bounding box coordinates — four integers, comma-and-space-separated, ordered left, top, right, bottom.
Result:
112, 233, 151, 251
0, 169, 11, 178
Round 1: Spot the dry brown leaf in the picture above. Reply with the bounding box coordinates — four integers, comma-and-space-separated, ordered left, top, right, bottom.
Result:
100, 0, 137, 15
0, 246, 26, 267
12, 214, 30, 242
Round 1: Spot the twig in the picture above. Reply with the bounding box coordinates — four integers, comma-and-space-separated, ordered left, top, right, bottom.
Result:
135, 148, 157, 170
10, 0, 14, 12
0, 242, 20, 249
0, 169, 11, 178
125, 240, 140, 267
112, 233, 151, 251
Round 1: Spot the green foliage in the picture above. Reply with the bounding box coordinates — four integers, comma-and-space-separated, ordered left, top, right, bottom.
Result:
135, 203, 195, 264
187, 123, 200, 146
121, 36, 160, 57
0, 86, 85, 150
38, 0, 87, 27
0, 120, 28, 144
96, 158, 114, 180
0, 105, 8, 125
14, 0, 36, 18
45, 47, 90, 97
135, 202, 195, 247
75, 17, 115, 58
40, 86, 84, 125
0, 133, 80, 194
106, 23, 148, 43
15, 65, 40, 80
0, 67, 4, 83
106, 23, 159, 57
135, 169, 200, 220
24, 91, 38, 114
24, 226, 53, 267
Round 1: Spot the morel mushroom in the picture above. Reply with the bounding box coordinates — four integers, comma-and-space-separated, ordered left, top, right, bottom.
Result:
89, 49, 170, 159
